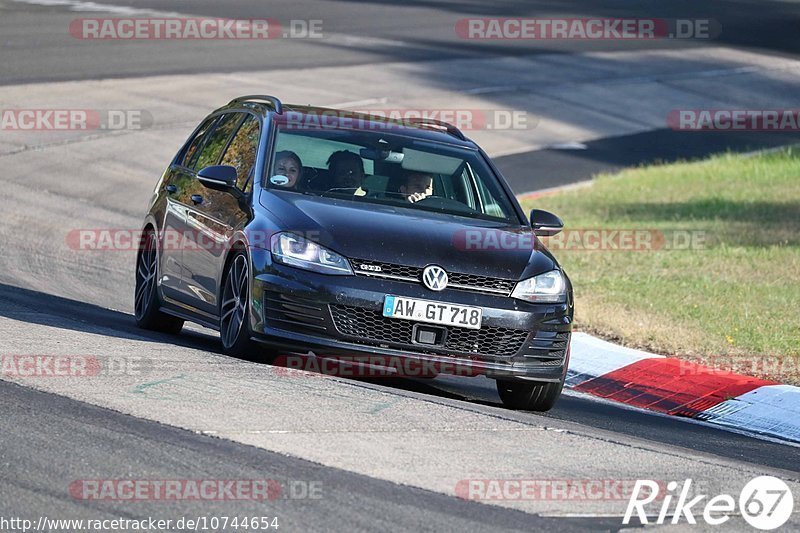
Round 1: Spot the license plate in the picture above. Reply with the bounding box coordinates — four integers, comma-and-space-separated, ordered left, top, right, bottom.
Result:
382, 295, 482, 330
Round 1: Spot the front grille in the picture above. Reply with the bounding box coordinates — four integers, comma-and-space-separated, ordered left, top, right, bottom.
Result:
330, 304, 412, 343
448, 272, 515, 294
264, 292, 329, 333
349, 259, 516, 296
350, 260, 419, 281
445, 326, 532, 357
330, 304, 529, 358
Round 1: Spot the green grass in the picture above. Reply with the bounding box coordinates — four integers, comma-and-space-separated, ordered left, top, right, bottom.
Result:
520, 148, 800, 384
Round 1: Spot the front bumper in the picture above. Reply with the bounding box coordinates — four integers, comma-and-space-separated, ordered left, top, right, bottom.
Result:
249, 248, 573, 381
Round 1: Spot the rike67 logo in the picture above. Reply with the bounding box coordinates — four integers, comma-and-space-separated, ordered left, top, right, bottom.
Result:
624, 476, 794, 529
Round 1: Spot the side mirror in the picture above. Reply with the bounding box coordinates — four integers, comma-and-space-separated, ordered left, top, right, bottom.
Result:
197, 165, 238, 192
530, 209, 563, 236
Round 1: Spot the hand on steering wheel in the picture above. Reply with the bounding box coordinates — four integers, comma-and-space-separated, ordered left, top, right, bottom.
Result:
407, 192, 432, 203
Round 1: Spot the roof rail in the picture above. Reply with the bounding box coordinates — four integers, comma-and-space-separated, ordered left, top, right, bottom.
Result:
227, 95, 283, 114
402, 117, 466, 141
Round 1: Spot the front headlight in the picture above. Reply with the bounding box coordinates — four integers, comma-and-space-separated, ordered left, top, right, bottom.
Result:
511, 270, 566, 303
270, 232, 353, 275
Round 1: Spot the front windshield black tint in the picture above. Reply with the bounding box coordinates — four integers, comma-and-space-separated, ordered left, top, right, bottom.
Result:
265, 127, 519, 223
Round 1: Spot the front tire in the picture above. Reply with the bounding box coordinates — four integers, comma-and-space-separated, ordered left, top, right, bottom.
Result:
496, 378, 564, 412
220, 252, 260, 358
134, 230, 184, 334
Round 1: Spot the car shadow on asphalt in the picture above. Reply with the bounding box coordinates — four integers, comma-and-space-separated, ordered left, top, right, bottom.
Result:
0, 281, 472, 401
0, 282, 222, 353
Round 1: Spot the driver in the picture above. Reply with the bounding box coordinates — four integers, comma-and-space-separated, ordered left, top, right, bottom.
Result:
327, 150, 367, 195
399, 171, 433, 203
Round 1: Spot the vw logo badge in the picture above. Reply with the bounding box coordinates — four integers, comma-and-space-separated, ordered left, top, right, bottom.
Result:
422, 265, 448, 291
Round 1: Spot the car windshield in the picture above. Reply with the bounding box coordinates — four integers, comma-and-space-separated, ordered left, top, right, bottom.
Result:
265, 124, 521, 224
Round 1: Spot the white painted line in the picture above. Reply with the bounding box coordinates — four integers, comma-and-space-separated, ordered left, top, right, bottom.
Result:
488, 144, 548, 159
327, 97, 389, 109
464, 85, 521, 95
323, 34, 409, 48
11, 0, 187, 17
549, 142, 587, 150
11, 0, 415, 50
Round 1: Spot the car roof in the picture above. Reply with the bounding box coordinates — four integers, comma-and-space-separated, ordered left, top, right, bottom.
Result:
218, 99, 478, 149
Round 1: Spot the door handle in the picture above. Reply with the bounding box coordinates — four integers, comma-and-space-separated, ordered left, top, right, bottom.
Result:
165, 184, 178, 194
191, 194, 204, 205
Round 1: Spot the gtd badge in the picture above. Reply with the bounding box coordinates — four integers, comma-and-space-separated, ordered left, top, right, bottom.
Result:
422, 265, 448, 291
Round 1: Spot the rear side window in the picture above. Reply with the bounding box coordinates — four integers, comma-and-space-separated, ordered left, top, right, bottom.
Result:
190, 113, 244, 171
181, 116, 217, 168
220, 114, 260, 193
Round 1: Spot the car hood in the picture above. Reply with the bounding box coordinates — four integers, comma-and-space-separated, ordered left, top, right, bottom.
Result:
259, 191, 557, 280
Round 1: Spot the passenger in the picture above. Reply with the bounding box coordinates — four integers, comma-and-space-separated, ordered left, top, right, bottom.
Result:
327, 150, 366, 195
399, 171, 433, 203
271, 150, 302, 189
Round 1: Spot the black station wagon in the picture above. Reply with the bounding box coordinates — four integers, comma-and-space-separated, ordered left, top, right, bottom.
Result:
135, 95, 573, 411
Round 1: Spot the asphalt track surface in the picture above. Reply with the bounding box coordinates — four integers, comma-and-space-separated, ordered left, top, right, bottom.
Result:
0, 380, 606, 532
3, 0, 800, 85
2, 1, 800, 531
2, 283, 798, 531
5, 0, 800, 187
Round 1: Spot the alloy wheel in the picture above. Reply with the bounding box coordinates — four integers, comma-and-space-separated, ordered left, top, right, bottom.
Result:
134, 232, 158, 321
221, 254, 249, 349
